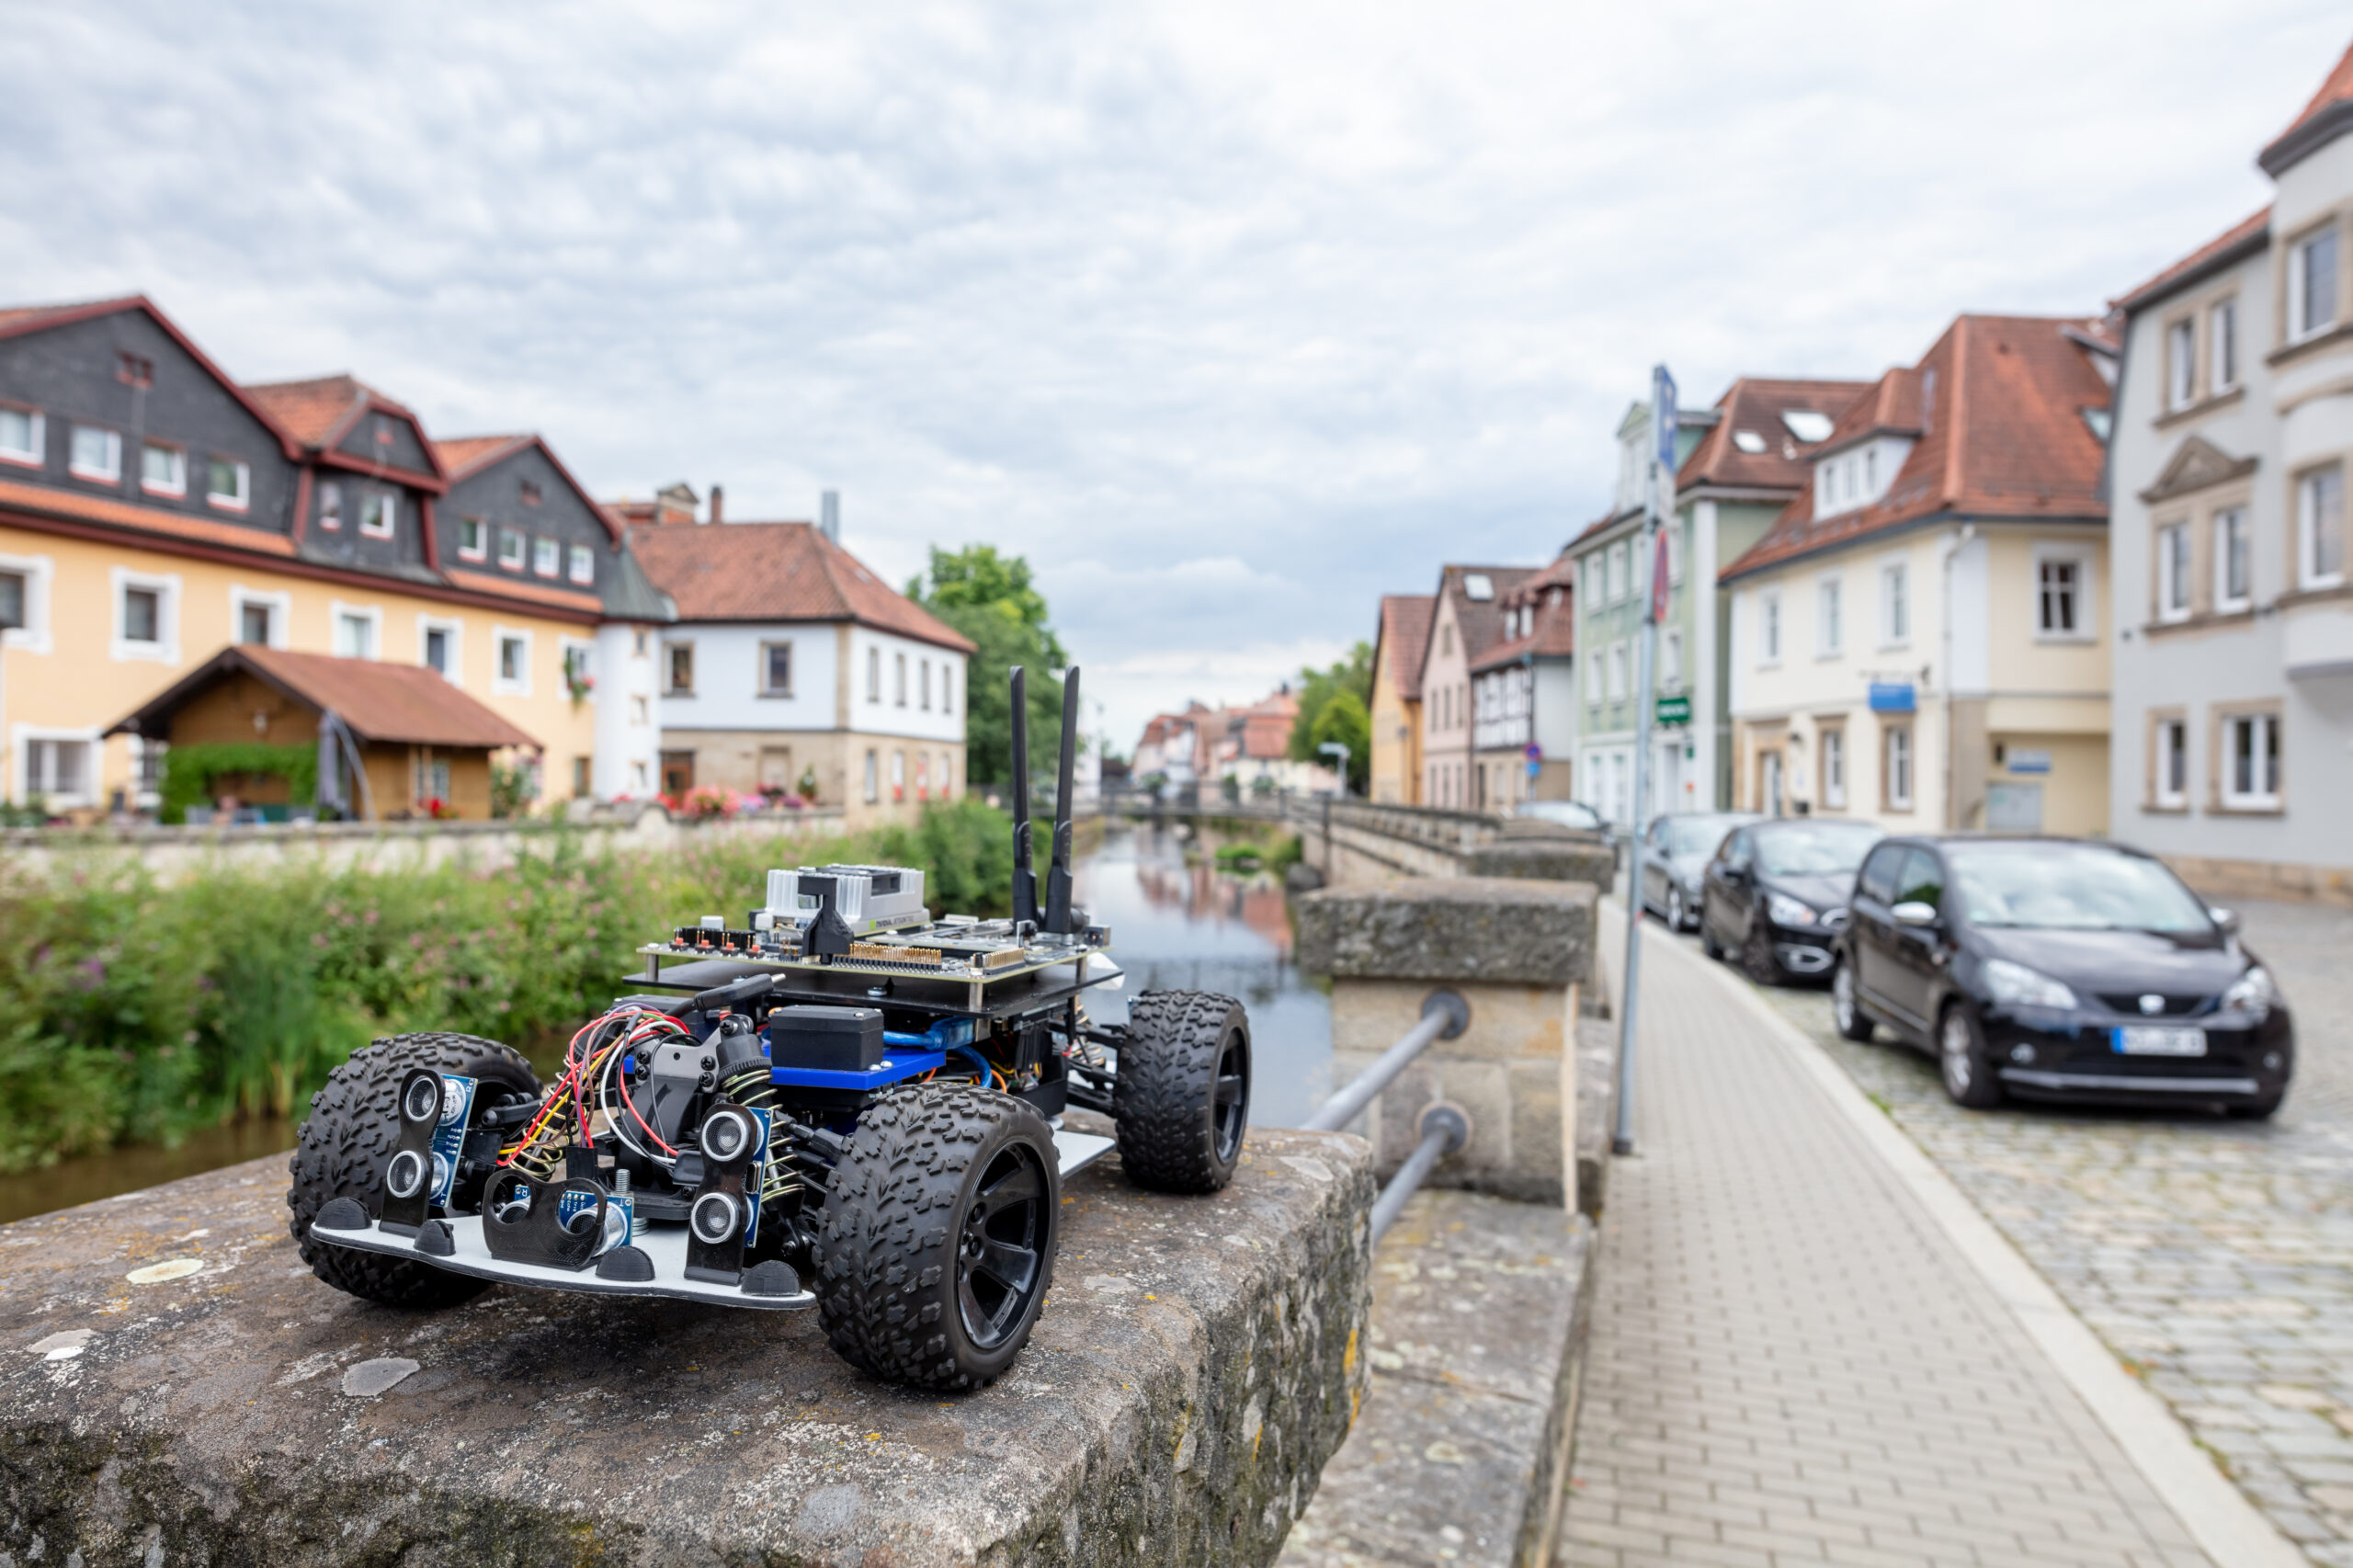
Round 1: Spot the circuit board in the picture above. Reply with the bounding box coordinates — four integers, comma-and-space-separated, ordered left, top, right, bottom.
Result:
639, 917, 1115, 995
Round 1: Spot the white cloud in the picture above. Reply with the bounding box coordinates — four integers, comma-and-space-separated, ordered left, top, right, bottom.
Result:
0, 0, 2339, 753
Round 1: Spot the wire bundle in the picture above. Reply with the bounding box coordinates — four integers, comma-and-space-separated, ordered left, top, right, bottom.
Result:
500, 1005, 693, 1179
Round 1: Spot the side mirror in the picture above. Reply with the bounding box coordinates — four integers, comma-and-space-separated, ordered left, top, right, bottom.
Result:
2208, 906, 2240, 935
1893, 901, 1938, 927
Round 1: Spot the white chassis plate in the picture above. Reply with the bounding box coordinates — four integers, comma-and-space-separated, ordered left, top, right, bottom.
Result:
312, 1128, 1117, 1312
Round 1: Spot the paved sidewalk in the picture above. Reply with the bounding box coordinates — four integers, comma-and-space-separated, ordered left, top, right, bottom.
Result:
1562, 927, 2216, 1567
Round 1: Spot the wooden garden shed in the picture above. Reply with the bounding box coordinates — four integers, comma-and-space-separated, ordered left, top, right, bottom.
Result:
108, 645, 539, 821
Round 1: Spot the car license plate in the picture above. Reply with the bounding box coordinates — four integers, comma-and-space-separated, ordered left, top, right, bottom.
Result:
2112, 1025, 2206, 1057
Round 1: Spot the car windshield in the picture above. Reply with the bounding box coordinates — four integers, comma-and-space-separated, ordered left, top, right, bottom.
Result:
1665, 818, 1733, 856
1948, 843, 2212, 932
1754, 824, 1881, 877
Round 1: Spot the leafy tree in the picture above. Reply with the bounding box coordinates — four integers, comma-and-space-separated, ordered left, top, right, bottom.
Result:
909, 545, 1070, 791
1309, 689, 1371, 794
1288, 642, 1374, 786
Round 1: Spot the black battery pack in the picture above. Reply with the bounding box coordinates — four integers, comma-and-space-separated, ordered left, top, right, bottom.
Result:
765, 1005, 886, 1073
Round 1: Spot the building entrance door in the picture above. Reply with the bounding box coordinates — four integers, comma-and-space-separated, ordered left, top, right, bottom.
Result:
1761, 750, 1783, 818
660, 750, 695, 797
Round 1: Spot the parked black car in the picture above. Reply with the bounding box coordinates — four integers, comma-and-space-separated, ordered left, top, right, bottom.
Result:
1639, 812, 1761, 931
1830, 835, 2292, 1117
1699, 819, 1884, 983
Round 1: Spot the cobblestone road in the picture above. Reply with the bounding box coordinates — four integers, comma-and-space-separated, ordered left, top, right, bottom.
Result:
1733, 899, 2353, 1565
1563, 923, 2213, 1568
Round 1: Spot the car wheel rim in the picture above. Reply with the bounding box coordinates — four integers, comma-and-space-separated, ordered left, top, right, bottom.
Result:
1941, 1016, 1973, 1096
1212, 1028, 1250, 1163
957, 1142, 1049, 1350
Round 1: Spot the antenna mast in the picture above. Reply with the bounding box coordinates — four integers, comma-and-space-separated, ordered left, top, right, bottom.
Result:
1044, 665, 1081, 935
1008, 665, 1040, 926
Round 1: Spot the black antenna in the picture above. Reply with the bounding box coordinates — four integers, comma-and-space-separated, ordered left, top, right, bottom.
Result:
1008, 665, 1039, 926
1044, 665, 1080, 934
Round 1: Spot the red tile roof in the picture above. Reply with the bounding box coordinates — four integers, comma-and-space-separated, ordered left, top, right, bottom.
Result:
2112, 208, 2273, 313
2262, 37, 2353, 174
1436, 564, 1539, 675
1820, 368, 1926, 451
1722, 314, 2112, 581
112, 645, 539, 751
627, 522, 975, 653
1378, 595, 1437, 701
243, 374, 386, 449
432, 436, 532, 477
1472, 558, 1576, 673
0, 295, 148, 338
1677, 378, 1875, 490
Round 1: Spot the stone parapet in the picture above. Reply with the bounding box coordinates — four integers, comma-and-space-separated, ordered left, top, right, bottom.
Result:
1296, 878, 1594, 1207
0, 1116, 1372, 1568
1462, 838, 1615, 887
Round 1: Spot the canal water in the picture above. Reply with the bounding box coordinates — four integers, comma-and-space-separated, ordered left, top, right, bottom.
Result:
0, 822, 1331, 1225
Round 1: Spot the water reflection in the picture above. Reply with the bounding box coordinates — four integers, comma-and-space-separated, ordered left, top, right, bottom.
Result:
0, 822, 1333, 1226
1076, 822, 1332, 1129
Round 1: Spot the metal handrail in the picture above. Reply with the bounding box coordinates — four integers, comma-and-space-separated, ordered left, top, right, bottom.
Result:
1369, 1104, 1469, 1243
1302, 990, 1469, 1132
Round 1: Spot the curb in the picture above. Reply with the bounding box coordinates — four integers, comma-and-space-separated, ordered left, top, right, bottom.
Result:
1623, 900, 2308, 1568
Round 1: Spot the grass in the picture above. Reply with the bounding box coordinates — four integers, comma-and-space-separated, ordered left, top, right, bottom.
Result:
0, 797, 1022, 1174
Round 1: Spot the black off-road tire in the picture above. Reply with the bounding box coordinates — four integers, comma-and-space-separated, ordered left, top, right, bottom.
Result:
288, 1031, 540, 1309
1114, 989, 1251, 1194
814, 1084, 1061, 1392
1743, 919, 1786, 986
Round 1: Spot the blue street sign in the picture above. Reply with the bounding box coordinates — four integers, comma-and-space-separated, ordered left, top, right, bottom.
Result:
1654, 366, 1678, 469
1868, 682, 1916, 713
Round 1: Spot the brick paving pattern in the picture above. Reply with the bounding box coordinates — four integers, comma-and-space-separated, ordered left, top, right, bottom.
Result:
1563, 928, 2214, 1568
1741, 899, 2353, 1565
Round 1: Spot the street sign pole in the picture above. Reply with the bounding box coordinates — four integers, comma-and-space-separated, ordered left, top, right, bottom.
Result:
1615, 363, 1675, 1158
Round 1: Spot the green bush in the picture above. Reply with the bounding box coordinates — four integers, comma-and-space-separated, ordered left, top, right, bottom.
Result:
0, 801, 1027, 1173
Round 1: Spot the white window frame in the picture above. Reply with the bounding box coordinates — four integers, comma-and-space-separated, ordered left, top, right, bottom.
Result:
1822, 727, 1847, 810
2156, 521, 2192, 622
456, 517, 488, 562
0, 551, 55, 653
316, 480, 343, 531
230, 584, 291, 650
2154, 718, 2188, 809
497, 527, 527, 572
2033, 545, 2096, 641
16, 726, 99, 809
2211, 298, 2239, 392
1759, 588, 1782, 665
2290, 224, 2339, 344
1608, 640, 1628, 701
1665, 522, 1684, 585
0, 405, 41, 469
867, 645, 881, 702
942, 663, 954, 715
1879, 558, 1910, 647
533, 537, 561, 578
1608, 541, 1629, 602
920, 657, 932, 710
629, 694, 650, 726
140, 440, 187, 498
417, 614, 464, 684
494, 625, 534, 696
2212, 506, 2251, 613
69, 425, 121, 483
568, 543, 595, 585
358, 488, 398, 540
1885, 724, 1915, 811
2165, 317, 2196, 410
1584, 647, 1602, 702
329, 599, 382, 661
759, 639, 794, 698
1815, 574, 1843, 657
204, 455, 250, 511
863, 747, 880, 803
560, 636, 594, 693
2220, 710, 2280, 810
2298, 463, 2346, 590
894, 651, 908, 708
109, 566, 180, 665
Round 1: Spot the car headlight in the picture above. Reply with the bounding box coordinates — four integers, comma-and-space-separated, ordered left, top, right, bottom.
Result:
1766, 892, 1819, 928
2219, 965, 2281, 1016
1982, 958, 2077, 1010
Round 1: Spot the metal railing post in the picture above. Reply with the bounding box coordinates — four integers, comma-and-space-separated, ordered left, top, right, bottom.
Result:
1368, 1103, 1470, 1243
1302, 990, 1469, 1133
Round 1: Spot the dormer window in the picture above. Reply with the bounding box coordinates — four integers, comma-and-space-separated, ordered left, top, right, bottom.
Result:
358, 489, 397, 540
116, 353, 153, 389
140, 441, 186, 496
0, 406, 43, 467
520, 480, 542, 507
533, 537, 560, 576
373, 415, 394, 448
318, 481, 343, 529
497, 527, 526, 570
569, 543, 594, 585
457, 517, 487, 561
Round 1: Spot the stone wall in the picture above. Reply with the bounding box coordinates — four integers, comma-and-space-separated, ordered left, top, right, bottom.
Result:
1296, 877, 1597, 1208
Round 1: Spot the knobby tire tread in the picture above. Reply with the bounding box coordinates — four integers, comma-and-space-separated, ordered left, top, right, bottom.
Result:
814, 1084, 1058, 1392
287, 1031, 539, 1309
1114, 989, 1246, 1195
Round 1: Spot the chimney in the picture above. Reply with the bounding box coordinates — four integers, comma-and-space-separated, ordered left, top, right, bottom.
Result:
709, 484, 723, 526
820, 489, 840, 543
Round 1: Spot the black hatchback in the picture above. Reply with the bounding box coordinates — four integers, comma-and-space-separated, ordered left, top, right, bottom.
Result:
1699, 818, 1884, 983
1830, 835, 2294, 1116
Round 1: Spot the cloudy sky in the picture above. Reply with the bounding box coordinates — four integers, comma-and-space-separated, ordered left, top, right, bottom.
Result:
2, 1, 2341, 745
